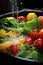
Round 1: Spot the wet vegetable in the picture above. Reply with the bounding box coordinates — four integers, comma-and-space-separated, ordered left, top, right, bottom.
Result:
0, 12, 43, 62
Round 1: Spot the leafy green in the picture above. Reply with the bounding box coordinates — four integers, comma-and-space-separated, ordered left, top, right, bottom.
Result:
16, 44, 35, 57
0, 35, 8, 43
0, 18, 19, 31
0, 17, 40, 34
16, 43, 43, 61
23, 17, 40, 34
26, 51, 43, 61
16, 50, 32, 58
19, 20, 25, 28
9, 19, 19, 28
16, 49, 43, 61
15, 17, 40, 34
19, 44, 26, 51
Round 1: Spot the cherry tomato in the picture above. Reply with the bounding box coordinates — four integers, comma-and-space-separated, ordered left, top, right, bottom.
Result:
29, 30, 39, 40
17, 16, 27, 22
9, 44, 20, 55
34, 38, 43, 48
39, 16, 43, 26
25, 37, 33, 45
39, 29, 43, 39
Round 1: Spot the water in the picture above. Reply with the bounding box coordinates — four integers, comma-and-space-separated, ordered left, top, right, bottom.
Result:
5, 35, 26, 44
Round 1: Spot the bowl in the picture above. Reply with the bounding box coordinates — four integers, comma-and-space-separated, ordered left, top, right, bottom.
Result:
0, 9, 43, 64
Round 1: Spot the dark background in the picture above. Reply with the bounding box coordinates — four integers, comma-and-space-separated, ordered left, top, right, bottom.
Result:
0, 0, 43, 14
0, 0, 11, 14
0, 0, 7, 14
23, 0, 43, 8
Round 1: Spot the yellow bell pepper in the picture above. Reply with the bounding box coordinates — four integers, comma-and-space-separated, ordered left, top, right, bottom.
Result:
27, 12, 37, 21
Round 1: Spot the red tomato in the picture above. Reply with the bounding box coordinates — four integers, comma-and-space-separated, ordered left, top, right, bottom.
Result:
39, 29, 43, 39
29, 30, 39, 40
9, 44, 19, 55
39, 16, 43, 26
17, 16, 27, 22
25, 37, 33, 45
34, 38, 43, 48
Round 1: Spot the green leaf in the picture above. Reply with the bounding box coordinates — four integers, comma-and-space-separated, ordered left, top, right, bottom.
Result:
16, 50, 32, 58
24, 17, 40, 34
0, 18, 19, 31
19, 44, 26, 51
0, 35, 8, 43
19, 20, 25, 28
16, 49, 43, 61
26, 51, 43, 61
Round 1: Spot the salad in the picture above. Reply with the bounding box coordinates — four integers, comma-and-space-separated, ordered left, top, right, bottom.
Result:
0, 12, 43, 61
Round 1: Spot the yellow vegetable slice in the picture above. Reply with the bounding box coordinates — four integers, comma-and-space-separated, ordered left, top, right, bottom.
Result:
19, 39, 25, 44
0, 42, 13, 50
7, 17, 15, 20
0, 29, 6, 36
